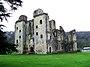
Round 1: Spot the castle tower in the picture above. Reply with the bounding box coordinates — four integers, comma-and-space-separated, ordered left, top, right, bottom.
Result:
33, 8, 49, 54
15, 15, 27, 54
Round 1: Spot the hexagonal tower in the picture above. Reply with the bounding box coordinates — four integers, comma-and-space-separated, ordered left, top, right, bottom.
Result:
33, 8, 50, 54
15, 15, 27, 54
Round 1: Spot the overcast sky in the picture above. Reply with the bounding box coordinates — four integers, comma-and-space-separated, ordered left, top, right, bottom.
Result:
1, 0, 90, 32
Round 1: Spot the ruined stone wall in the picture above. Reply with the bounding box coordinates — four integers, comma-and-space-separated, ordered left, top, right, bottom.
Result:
67, 29, 77, 52
15, 9, 78, 54
48, 29, 58, 53
27, 19, 34, 53
57, 26, 66, 52
48, 20, 58, 53
72, 30, 77, 51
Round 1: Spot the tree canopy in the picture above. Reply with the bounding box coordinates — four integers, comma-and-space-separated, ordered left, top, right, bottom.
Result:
0, 0, 22, 22
0, 29, 17, 54
0, 0, 23, 54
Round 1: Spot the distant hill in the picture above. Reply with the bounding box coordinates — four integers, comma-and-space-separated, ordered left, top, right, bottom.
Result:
5, 31, 90, 49
76, 31, 90, 49
77, 31, 90, 39
5, 31, 15, 44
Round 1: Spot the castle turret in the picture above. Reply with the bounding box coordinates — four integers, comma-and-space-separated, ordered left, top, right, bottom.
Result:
33, 8, 50, 54
15, 15, 27, 54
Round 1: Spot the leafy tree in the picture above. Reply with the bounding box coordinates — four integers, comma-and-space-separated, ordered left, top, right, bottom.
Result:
0, 27, 17, 54
0, 0, 22, 22
0, 0, 23, 54
0, 25, 17, 54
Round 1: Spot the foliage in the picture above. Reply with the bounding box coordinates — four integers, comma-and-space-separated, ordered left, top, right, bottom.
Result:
0, 0, 22, 22
0, 53, 90, 67
0, 29, 17, 54
0, 0, 23, 54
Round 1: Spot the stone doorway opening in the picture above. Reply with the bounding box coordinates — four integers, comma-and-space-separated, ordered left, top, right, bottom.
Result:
49, 47, 51, 53
30, 47, 34, 53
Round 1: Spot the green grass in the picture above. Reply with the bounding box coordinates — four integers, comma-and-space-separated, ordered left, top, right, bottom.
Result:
0, 52, 90, 67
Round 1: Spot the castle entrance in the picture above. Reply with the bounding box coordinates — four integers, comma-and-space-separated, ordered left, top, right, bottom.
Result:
30, 47, 34, 53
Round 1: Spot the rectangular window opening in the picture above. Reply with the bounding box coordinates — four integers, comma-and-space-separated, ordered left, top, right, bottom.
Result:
41, 34, 43, 38
40, 20, 42, 24
36, 32, 38, 35
19, 36, 21, 38
50, 36, 51, 39
16, 40, 18, 43
19, 30, 21, 32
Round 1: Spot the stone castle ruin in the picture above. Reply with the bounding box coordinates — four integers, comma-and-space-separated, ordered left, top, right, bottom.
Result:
15, 8, 77, 54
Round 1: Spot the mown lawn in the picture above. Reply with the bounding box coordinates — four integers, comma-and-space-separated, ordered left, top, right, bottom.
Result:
0, 52, 90, 67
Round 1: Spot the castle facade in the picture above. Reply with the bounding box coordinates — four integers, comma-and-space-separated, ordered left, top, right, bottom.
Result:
15, 9, 77, 54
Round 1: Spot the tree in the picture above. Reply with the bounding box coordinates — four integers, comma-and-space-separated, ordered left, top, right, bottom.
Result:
0, 0, 23, 54
0, 27, 17, 54
0, 0, 22, 22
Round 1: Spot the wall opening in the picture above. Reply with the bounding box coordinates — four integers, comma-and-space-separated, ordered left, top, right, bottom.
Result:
16, 40, 18, 44
30, 47, 34, 52
16, 27, 18, 30
36, 32, 38, 35
40, 20, 42, 24
19, 36, 21, 38
41, 34, 43, 38
19, 30, 21, 32
49, 47, 51, 53
36, 25, 38, 28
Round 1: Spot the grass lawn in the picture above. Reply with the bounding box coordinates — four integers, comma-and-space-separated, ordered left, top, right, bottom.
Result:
0, 52, 90, 67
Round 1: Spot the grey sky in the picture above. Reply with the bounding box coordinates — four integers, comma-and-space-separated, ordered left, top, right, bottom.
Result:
1, 0, 90, 32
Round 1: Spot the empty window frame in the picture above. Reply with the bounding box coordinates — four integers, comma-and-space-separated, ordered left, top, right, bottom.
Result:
19, 30, 21, 32
19, 36, 21, 38
16, 27, 18, 30
50, 36, 51, 39
41, 34, 43, 38
40, 20, 42, 24
16, 40, 18, 43
36, 32, 38, 35
36, 25, 38, 28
